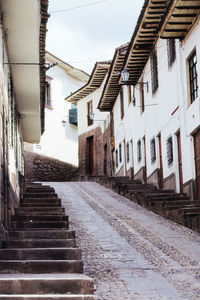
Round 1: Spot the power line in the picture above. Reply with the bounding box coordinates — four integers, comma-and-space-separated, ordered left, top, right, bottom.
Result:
49, 0, 108, 14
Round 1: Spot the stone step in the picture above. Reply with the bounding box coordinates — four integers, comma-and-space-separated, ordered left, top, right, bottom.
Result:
3, 239, 76, 248
146, 193, 187, 198
11, 221, 69, 230
0, 274, 94, 294
22, 198, 61, 204
0, 248, 82, 260
7, 230, 75, 240
0, 295, 96, 299
0, 260, 83, 273
26, 188, 55, 193
21, 203, 61, 208
24, 193, 58, 198
15, 208, 65, 214
12, 215, 68, 222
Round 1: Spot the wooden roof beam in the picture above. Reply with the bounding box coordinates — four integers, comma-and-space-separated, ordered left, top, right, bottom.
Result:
175, 6, 200, 10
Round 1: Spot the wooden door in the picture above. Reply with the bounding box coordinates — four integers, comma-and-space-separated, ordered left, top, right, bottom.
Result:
194, 129, 200, 199
143, 136, 147, 183
177, 132, 183, 193
123, 139, 127, 176
158, 134, 164, 189
87, 136, 94, 175
104, 143, 107, 175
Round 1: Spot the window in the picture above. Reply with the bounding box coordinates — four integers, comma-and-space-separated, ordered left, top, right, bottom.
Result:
188, 50, 198, 103
140, 82, 144, 113
150, 48, 158, 94
120, 88, 124, 119
87, 100, 93, 126
137, 139, 142, 162
166, 136, 173, 165
167, 39, 176, 67
128, 86, 132, 105
115, 149, 118, 168
150, 138, 156, 163
45, 77, 52, 107
127, 142, 130, 163
119, 143, 122, 163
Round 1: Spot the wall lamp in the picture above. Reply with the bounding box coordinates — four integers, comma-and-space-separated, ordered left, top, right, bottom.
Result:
121, 69, 148, 92
61, 116, 68, 127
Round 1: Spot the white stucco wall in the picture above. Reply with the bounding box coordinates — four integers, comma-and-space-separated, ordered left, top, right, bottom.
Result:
33, 62, 87, 166
77, 76, 110, 137
113, 21, 200, 192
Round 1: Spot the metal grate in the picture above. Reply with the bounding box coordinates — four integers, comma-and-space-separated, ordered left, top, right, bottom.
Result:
150, 138, 156, 163
167, 136, 173, 165
167, 38, 176, 67
150, 48, 159, 94
189, 50, 198, 103
137, 139, 142, 162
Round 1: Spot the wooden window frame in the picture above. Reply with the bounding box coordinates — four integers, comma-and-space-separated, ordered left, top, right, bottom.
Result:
167, 39, 176, 67
150, 48, 159, 94
188, 50, 198, 103
167, 136, 173, 165
120, 88, 124, 119
137, 139, 142, 162
87, 100, 93, 126
150, 138, 156, 163
119, 143, 122, 163
126, 142, 130, 163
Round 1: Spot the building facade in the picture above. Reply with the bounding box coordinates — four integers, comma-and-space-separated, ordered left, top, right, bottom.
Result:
66, 62, 112, 176
25, 52, 89, 167
98, 0, 200, 200
0, 1, 48, 237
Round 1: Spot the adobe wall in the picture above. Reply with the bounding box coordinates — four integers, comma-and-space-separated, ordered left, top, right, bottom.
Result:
24, 151, 78, 182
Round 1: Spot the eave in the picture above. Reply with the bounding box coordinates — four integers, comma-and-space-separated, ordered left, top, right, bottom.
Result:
119, 0, 173, 85
46, 51, 89, 83
65, 62, 110, 104
160, 0, 200, 39
1, 0, 49, 143
98, 43, 129, 111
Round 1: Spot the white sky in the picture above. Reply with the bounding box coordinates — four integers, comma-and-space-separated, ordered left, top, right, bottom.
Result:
46, 0, 145, 74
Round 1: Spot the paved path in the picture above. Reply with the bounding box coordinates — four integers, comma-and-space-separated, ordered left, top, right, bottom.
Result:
47, 181, 200, 300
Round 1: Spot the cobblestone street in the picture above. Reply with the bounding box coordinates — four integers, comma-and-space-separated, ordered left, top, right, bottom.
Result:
48, 182, 200, 300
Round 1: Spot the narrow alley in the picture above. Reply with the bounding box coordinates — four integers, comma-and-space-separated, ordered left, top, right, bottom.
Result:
49, 181, 200, 300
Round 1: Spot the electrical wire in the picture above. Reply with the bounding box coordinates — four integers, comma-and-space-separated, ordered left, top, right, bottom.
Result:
49, 0, 108, 14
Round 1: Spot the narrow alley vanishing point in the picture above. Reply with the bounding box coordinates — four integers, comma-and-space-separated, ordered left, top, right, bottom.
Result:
49, 181, 200, 300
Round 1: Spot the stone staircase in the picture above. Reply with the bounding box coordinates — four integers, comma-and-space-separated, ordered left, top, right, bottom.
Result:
0, 182, 96, 299
87, 176, 200, 233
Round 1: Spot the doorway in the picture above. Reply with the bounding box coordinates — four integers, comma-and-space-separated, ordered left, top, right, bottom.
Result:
87, 136, 94, 175
193, 129, 200, 199
176, 131, 183, 193
158, 133, 164, 189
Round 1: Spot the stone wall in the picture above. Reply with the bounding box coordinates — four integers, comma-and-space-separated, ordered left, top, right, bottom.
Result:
24, 151, 78, 182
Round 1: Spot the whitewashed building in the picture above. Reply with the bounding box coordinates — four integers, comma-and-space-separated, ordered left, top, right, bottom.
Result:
0, 0, 48, 232
66, 62, 111, 175
99, 0, 200, 199
28, 52, 89, 166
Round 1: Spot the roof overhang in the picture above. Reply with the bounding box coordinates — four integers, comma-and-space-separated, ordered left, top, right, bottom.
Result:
120, 0, 200, 86
46, 51, 89, 83
65, 62, 110, 104
1, 0, 48, 143
98, 43, 129, 111
161, 0, 200, 39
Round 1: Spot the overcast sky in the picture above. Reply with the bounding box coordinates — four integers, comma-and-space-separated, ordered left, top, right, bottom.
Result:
46, 0, 144, 74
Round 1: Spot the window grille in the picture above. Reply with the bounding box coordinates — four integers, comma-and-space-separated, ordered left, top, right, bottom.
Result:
127, 142, 130, 163
188, 50, 198, 103
140, 83, 144, 113
166, 136, 173, 165
119, 143, 122, 163
167, 39, 176, 67
150, 49, 159, 94
87, 101, 93, 126
137, 139, 142, 162
120, 88, 124, 119
115, 149, 118, 168
150, 138, 156, 163
45, 78, 52, 107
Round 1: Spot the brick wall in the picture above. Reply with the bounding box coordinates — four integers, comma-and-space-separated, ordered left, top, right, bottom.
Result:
24, 151, 78, 181
78, 125, 112, 176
